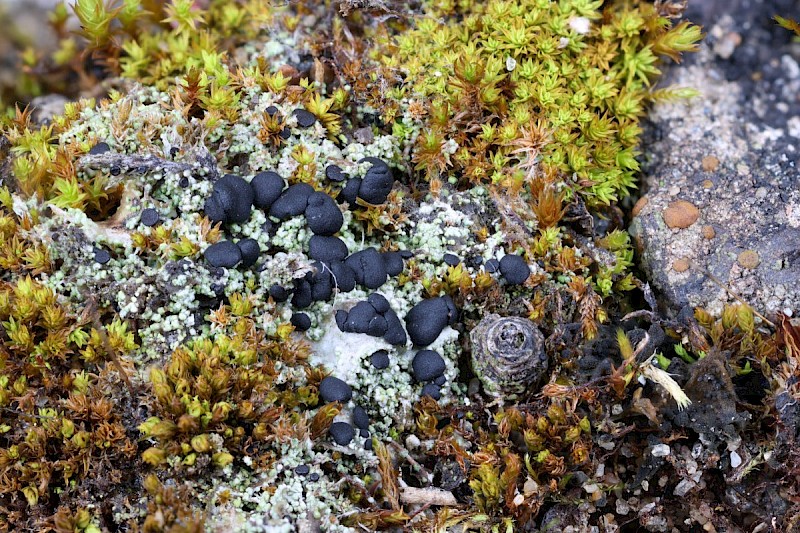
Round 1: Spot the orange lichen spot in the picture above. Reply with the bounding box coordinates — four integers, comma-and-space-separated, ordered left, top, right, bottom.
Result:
663, 200, 700, 229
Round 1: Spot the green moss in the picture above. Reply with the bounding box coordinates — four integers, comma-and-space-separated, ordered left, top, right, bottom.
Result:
366, 0, 701, 205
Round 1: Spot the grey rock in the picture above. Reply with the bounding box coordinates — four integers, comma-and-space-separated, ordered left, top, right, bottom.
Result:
630, 6, 800, 317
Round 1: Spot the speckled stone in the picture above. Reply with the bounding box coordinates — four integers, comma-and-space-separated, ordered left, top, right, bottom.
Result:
499, 254, 530, 285
236, 238, 260, 268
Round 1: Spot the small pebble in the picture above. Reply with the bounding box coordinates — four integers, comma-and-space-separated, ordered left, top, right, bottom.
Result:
370, 350, 390, 369
434, 375, 446, 386
291, 279, 313, 309
335, 309, 348, 330
237, 238, 260, 268
364, 438, 373, 451
305, 192, 344, 235
309, 473, 320, 482
412, 349, 446, 381
421, 383, 442, 400
499, 254, 530, 284
343, 302, 378, 334
405, 296, 456, 346
110, 166, 121, 176
214, 174, 254, 224
352, 405, 370, 429
293, 109, 317, 128
269, 284, 289, 302
270, 183, 314, 220
250, 171, 285, 210
345, 248, 388, 289
89, 142, 110, 155
358, 157, 393, 204
329, 261, 356, 292
140, 208, 160, 227
311, 269, 333, 302
443, 253, 460, 266
381, 251, 404, 276
325, 164, 346, 182
265, 105, 280, 116
399, 250, 414, 259
294, 464, 310, 476
309, 235, 348, 263
338, 178, 362, 205
360, 429, 370, 438
93, 247, 111, 264
366, 315, 388, 337
319, 376, 353, 403
178, 176, 189, 188
367, 293, 390, 314
484, 258, 500, 273
467, 255, 483, 268
383, 310, 408, 345
204, 240, 242, 268
291, 313, 311, 332
279, 128, 291, 140
329, 422, 355, 446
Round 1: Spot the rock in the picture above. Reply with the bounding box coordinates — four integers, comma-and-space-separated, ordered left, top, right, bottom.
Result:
470, 314, 547, 399
370, 350, 390, 369
381, 251, 404, 276
345, 247, 387, 289
204, 240, 242, 268
630, 8, 800, 316
325, 164, 346, 182
358, 157, 393, 204
329, 422, 355, 446
421, 383, 441, 400
250, 171, 285, 210
236, 238, 260, 268
412, 349, 446, 381
352, 405, 369, 429
319, 376, 353, 403
309, 235, 349, 263
338, 177, 362, 205
140, 208, 160, 227
293, 109, 317, 128
305, 191, 343, 235
291, 313, 311, 331
405, 296, 456, 346
499, 254, 530, 284
270, 183, 314, 220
